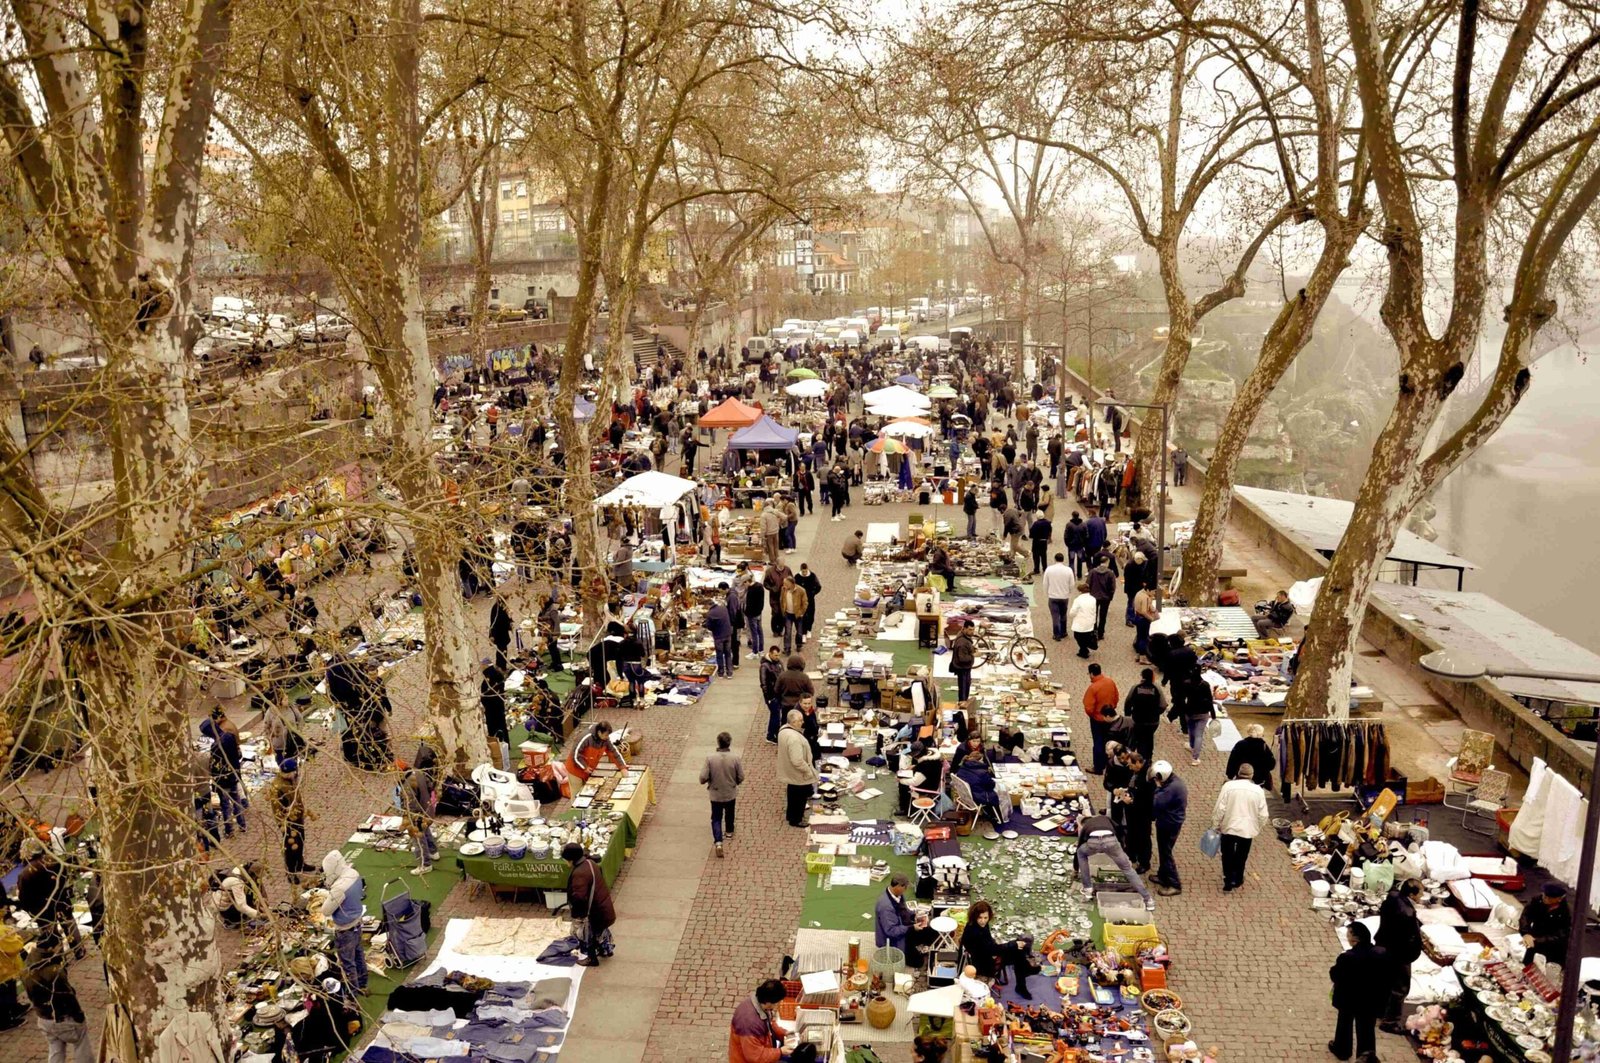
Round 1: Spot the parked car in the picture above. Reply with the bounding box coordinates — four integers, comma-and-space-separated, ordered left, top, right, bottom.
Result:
194, 326, 252, 361
489, 303, 526, 323
208, 295, 255, 324
244, 313, 295, 350
296, 313, 353, 344
523, 298, 549, 320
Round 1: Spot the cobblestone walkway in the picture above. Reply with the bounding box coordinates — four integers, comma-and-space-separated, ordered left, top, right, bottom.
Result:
3, 463, 1372, 1063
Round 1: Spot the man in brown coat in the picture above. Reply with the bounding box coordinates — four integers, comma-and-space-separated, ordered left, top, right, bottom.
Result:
563, 842, 616, 966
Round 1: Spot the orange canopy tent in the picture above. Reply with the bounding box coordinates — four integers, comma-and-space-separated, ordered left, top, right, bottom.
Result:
697, 396, 764, 429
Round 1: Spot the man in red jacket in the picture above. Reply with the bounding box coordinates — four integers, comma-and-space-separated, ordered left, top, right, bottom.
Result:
729, 979, 787, 1063
1081, 663, 1120, 775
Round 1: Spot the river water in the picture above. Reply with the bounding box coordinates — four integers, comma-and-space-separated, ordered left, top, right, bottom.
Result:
1431, 345, 1600, 652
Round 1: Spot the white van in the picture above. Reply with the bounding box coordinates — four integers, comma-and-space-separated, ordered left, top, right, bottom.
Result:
876, 324, 901, 345
210, 295, 256, 323
838, 328, 862, 348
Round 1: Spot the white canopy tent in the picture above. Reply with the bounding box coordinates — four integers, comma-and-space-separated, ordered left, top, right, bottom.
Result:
867, 401, 934, 419
593, 470, 699, 508
861, 384, 931, 409
880, 418, 936, 438
784, 378, 829, 398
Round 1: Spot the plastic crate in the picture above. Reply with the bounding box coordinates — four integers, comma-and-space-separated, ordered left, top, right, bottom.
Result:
805, 851, 836, 874
1101, 921, 1160, 960
1096, 891, 1148, 926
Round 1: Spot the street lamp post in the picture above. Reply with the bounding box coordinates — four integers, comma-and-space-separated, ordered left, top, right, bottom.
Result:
1419, 648, 1600, 1062
1109, 400, 1170, 592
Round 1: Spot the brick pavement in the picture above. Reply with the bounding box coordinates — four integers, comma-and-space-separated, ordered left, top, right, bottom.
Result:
2, 444, 1392, 1063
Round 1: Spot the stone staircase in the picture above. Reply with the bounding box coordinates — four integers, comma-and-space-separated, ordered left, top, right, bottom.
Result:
629, 325, 688, 374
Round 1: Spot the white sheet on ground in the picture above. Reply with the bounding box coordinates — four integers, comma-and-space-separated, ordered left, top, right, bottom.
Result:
421, 917, 585, 1020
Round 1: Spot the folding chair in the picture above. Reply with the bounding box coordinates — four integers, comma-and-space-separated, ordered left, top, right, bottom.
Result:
907, 763, 947, 826
1443, 729, 1497, 810
1464, 768, 1510, 835
946, 774, 996, 831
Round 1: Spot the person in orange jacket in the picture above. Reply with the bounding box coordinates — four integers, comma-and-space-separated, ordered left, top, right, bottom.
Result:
729, 980, 787, 1063
562, 721, 626, 797
1081, 663, 1121, 775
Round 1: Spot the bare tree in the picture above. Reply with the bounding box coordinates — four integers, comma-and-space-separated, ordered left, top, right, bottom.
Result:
222, 0, 501, 771
1286, 0, 1600, 717
505, 0, 832, 626
1176, 0, 1374, 602
0, 0, 236, 1052
990, 3, 1300, 508
867, 26, 1073, 379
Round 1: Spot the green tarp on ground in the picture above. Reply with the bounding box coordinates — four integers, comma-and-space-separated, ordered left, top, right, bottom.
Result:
799, 846, 918, 931
341, 841, 460, 1030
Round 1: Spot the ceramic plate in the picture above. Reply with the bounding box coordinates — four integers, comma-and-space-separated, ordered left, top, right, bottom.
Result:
1516, 1035, 1545, 1051
1527, 1051, 1551, 1062
981, 830, 1000, 841
459, 842, 484, 855
1002, 830, 1019, 839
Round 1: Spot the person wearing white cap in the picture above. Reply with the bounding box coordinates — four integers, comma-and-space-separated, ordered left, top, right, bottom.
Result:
1149, 761, 1188, 896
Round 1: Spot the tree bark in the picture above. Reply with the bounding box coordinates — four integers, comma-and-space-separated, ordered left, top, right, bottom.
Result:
351, 254, 490, 774
1283, 385, 1442, 718
1177, 222, 1359, 602
71, 627, 225, 1062
465, 147, 500, 374
1134, 246, 1193, 507
554, 232, 610, 631
79, 326, 228, 1060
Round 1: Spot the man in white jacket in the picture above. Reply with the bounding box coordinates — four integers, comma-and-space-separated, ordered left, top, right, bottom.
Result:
1212, 764, 1270, 892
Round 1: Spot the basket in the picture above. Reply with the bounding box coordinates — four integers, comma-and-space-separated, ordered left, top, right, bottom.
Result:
805, 851, 836, 874
869, 946, 904, 978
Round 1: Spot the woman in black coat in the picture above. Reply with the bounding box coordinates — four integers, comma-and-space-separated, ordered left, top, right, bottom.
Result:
1225, 723, 1277, 790
1329, 922, 1389, 1062
959, 900, 1039, 999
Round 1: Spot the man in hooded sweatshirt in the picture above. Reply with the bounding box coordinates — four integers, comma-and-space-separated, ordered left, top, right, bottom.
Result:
319, 851, 367, 995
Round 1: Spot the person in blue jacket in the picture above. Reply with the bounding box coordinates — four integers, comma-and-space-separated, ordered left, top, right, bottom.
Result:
1150, 761, 1188, 897
874, 873, 913, 952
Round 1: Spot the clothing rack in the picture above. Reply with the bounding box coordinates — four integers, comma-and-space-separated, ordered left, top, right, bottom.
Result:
1274, 720, 1390, 812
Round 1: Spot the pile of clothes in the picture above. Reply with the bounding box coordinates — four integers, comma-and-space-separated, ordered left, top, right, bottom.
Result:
363, 971, 574, 1063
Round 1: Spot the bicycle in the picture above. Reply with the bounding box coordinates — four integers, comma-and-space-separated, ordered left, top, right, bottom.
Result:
967, 627, 1047, 671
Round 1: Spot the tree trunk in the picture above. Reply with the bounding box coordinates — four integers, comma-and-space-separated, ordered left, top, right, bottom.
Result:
465, 148, 500, 373
82, 326, 228, 1060
1014, 269, 1032, 382
73, 631, 225, 1061
555, 244, 609, 631
357, 258, 490, 774
1176, 227, 1358, 602
684, 303, 705, 384
1283, 386, 1441, 718
1133, 246, 1194, 510
594, 273, 639, 447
